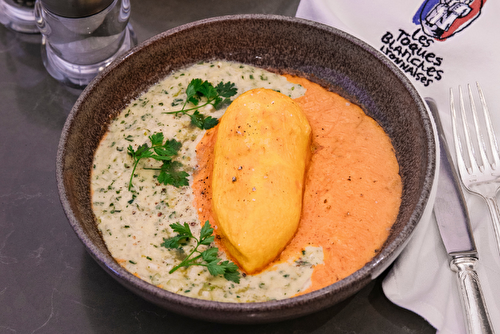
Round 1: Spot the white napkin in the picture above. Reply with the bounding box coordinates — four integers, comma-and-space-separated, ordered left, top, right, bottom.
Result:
296, 1, 500, 333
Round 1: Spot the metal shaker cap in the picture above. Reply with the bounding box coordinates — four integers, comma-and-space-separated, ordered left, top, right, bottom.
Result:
40, 0, 114, 18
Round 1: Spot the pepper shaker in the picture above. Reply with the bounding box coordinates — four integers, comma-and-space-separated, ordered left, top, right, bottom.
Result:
35, 0, 136, 88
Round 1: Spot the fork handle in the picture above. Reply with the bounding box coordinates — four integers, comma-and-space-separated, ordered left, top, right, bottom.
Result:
485, 196, 500, 257
451, 257, 495, 334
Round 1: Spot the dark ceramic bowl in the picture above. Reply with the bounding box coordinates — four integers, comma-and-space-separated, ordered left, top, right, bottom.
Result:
56, 15, 436, 324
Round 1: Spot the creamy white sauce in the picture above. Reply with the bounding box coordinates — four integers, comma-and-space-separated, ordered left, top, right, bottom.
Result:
91, 61, 323, 302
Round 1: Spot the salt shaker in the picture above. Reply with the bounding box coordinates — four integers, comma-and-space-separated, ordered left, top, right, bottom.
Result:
34, 0, 136, 88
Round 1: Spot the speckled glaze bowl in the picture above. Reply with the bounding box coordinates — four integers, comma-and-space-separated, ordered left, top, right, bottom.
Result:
56, 15, 436, 324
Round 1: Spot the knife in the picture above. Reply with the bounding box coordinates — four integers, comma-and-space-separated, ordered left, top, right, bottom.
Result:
426, 98, 494, 334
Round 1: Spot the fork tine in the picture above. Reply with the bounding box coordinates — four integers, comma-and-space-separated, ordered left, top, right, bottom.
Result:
458, 85, 480, 175
475, 82, 500, 172
450, 88, 471, 176
467, 83, 489, 173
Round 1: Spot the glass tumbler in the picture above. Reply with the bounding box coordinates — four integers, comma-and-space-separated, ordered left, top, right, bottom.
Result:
0, 0, 39, 33
34, 0, 137, 88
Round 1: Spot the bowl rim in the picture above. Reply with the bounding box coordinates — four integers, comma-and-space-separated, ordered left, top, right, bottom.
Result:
56, 13, 436, 315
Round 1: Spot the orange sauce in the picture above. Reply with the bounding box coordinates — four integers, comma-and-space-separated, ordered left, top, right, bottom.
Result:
192, 75, 402, 295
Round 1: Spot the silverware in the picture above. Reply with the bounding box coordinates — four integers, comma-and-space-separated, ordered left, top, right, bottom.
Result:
450, 83, 500, 257
426, 98, 495, 334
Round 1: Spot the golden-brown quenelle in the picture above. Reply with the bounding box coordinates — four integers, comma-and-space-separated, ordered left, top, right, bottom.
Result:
212, 88, 312, 274
194, 75, 402, 293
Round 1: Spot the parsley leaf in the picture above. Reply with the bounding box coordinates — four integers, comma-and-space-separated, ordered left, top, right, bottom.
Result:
171, 222, 193, 236
161, 221, 241, 283
164, 79, 237, 130
223, 270, 241, 283
188, 111, 220, 130
127, 143, 153, 191
216, 81, 238, 98
201, 116, 219, 130
161, 222, 192, 248
161, 234, 189, 249
199, 222, 215, 244
127, 133, 187, 191
201, 247, 219, 262
152, 139, 182, 161
149, 132, 164, 146
157, 161, 189, 187
207, 260, 226, 276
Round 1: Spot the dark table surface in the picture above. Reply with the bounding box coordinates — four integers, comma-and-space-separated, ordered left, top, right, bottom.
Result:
0, 1, 437, 333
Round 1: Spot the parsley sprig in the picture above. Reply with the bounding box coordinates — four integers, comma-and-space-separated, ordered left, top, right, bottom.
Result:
164, 79, 237, 130
127, 132, 188, 191
161, 221, 240, 283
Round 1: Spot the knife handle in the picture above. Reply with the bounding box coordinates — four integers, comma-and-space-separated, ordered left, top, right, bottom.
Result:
450, 257, 495, 334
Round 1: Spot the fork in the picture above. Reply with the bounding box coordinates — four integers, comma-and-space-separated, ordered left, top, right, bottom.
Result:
450, 82, 500, 256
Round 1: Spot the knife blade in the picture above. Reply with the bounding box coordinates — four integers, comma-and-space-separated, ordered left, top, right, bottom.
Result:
426, 98, 494, 334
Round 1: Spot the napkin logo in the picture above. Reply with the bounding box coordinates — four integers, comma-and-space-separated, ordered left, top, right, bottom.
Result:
413, 0, 487, 40
380, 29, 443, 87
378, 0, 487, 87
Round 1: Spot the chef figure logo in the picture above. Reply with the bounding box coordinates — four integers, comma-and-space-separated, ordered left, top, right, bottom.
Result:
413, 0, 486, 40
